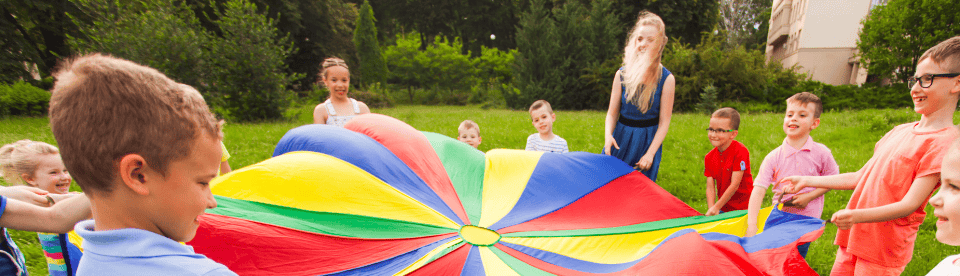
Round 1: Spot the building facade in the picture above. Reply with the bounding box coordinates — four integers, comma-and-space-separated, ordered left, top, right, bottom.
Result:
765, 0, 885, 85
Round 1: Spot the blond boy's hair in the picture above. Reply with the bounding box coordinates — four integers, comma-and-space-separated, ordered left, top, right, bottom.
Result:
711, 107, 741, 130
529, 100, 554, 115
49, 53, 222, 195
458, 120, 481, 136
920, 36, 960, 73
0, 140, 59, 185
786, 92, 823, 118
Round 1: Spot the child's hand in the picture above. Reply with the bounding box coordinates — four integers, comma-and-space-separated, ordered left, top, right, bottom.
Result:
603, 134, 620, 155
0, 186, 50, 207
785, 192, 814, 209
778, 176, 808, 194
745, 225, 758, 237
705, 206, 721, 216
636, 154, 654, 171
831, 209, 857, 230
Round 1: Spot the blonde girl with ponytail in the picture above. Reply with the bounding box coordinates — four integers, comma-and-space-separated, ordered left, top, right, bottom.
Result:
602, 11, 676, 182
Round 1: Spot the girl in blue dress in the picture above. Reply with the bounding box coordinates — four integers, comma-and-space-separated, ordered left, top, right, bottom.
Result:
603, 11, 676, 182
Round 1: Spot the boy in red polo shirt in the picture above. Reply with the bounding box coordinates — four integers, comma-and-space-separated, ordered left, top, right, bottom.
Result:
704, 107, 754, 216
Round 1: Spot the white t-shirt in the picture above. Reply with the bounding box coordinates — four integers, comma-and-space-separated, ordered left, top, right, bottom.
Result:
928, 255, 960, 276
525, 134, 568, 153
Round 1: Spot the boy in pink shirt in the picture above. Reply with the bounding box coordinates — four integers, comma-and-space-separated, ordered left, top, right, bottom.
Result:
745, 92, 840, 258
783, 36, 960, 275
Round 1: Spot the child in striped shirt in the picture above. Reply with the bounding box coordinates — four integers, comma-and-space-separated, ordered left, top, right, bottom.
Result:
525, 100, 569, 153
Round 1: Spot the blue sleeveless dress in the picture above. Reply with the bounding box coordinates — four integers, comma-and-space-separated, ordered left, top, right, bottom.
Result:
607, 66, 671, 182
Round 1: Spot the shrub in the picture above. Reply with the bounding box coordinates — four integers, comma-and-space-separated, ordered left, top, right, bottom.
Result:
69, 0, 298, 121
0, 81, 50, 116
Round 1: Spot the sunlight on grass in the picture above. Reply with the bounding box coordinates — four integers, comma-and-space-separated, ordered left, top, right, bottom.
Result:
1, 106, 956, 275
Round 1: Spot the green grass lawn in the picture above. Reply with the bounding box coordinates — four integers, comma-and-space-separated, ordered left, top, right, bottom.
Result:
2, 105, 957, 275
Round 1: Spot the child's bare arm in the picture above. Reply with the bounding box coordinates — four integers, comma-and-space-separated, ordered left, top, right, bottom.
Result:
0, 186, 50, 206
313, 104, 327, 124
745, 185, 767, 237
603, 70, 623, 155
831, 174, 939, 229
0, 195, 90, 233
705, 177, 716, 209
782, 170, 862, 193
708, 171, 744, 215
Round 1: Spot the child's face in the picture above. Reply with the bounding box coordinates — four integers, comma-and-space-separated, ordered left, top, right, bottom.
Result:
634, 25, 660, 57
910, 58, 960, 116
931, 146, 960, 245
707, 117, 737, 150
530, 107, 556, 135
458, 128, 482, 148
148, 134, 221, 242
782, 101, 820, 139
323, 66, 350, 100
23, 154, 71, 194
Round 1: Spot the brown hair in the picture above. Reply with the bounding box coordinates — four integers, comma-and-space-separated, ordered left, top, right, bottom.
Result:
49, 53, 222, 195
458, 120, 481, 136
786, 92, 823, 118
621, 11, 667, 113
0, 140, 59, 185
920, 36, 960, 73
318, 57, 350, 81
711, 107, 741, 130
529, 100, 554, 115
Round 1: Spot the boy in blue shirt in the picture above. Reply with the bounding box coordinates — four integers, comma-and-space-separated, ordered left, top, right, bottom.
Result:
48, 54, 236, 275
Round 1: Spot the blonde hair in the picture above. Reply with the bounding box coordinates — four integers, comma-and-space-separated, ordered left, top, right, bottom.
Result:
458, 120, 481, 136
319, 57, 350, 81
49, 53, 222, 195
529, 100, 554, 115
622, 11, 667, 113
0, 140, 59, 185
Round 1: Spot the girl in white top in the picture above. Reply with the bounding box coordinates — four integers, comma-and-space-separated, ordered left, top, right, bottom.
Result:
313, 57, 370, 127
928, 138, 960, 276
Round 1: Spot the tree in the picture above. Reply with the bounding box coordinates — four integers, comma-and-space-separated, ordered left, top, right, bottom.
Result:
858, 0, 960, 83
611, 0, 719, 45
69, 0, 298, 121
353, 0, 388, 86
717, 0, 770, 50
512, 0, 622, 110
0, 0, 81, 83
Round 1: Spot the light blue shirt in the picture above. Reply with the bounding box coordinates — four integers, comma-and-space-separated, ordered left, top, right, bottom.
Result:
74, 220, 236, 276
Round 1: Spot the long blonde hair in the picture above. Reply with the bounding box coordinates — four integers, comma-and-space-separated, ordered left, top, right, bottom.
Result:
0, 140, 59, 185
622, 11, 667, 113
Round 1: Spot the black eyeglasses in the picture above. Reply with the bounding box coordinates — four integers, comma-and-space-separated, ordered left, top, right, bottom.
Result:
908, 73, 960, 88
706, 128, 736, 134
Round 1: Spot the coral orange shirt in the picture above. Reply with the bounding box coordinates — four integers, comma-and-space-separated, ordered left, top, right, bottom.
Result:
836, 123, 959, 267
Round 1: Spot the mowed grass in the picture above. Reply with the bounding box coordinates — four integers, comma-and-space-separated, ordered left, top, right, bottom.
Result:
2, 105, 958, 275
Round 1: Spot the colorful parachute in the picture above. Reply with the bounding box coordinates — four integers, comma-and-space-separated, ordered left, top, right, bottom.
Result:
188, 114, 824, 275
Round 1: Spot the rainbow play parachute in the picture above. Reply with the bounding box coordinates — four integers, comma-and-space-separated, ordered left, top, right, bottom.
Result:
187, 114, 824, 275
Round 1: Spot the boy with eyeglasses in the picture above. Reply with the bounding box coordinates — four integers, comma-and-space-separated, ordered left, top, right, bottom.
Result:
744, 92, 839, 259
781, 36, 960, 275
703, 107, 754, 216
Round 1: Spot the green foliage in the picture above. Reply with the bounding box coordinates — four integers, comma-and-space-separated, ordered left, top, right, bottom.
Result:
857, 0, 960, 82
69, 0, 298, 121
662, 35, 807, 112
697, 84, 719, 113
511, 0, 622, 110
0, 0, 80, 83
206, 0, 299, 121
382, 32, 515, 105
0, 81, 50, 116
353, 0, 388, 87
610, 0, 720, 46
